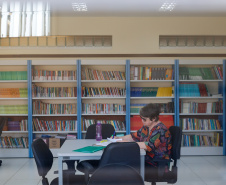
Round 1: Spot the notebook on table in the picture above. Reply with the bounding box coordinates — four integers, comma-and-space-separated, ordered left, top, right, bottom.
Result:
73, 146, 105, 153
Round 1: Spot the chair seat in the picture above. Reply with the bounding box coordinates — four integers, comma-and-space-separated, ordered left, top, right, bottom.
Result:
50, 174, 86, 185
76, 160, 100, 174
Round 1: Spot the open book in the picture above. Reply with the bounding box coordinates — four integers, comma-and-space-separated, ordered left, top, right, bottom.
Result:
95, 137, 122, 146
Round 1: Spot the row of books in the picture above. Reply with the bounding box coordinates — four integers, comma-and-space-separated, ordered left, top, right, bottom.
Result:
0, 71, 27, 80
33, 118, 77, 131
130, 102, 174, 114
130, 66, 173, 80
180, 118, 222, 130
81, 68, 126, 80
0, 105, 28, 114
179, 66, 223, 80
82, 103, 126, 114
179, 83, 209, 97
0, 88, 28, 98
82, 86, 126, 97
0, 136, 28, 148
3, 120, 28, 131
180, 100, 223, 113
32, 85, 77, 98
33, 101, 76, 114
81, 118, 126, 131
32, 69, 76, 81
182, 133, 222, 147
131, 87, 173, 97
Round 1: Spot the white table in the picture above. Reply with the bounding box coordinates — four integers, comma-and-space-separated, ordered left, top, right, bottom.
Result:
58, 139, 145, 185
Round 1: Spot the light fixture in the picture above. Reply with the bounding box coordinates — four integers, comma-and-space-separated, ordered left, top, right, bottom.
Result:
72, 3, 87, 11
159, 1, 176, 12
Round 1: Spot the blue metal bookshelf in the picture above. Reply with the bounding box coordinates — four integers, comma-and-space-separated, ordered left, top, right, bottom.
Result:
23, 59, 226, 157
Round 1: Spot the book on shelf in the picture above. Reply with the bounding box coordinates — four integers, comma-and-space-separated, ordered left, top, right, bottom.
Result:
180, 100, 223, 113
82, 103, 126, 114
130, 66, 173, 80
0, 71, 27, 80
32, 85, 77, 98
82, 67, 125, 80
182, 133, 222, 147
0, 88, 28, 98
32, 100, 76, 114
179, 66, 223, 80
82, 86, 126, 97
33, 118, 77, 131
32, 68, 76, 81
81, 118, 126, 131
180, 118, 222, 130
0, 105, 28, 114
0, 136, 28, 148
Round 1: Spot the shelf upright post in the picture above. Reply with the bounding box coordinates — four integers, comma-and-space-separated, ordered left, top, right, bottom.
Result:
126, 60, 130, 135
27, 60, 33, 157
77, 59, 82, 139
175, 59, 179, 127
223, 60, 226, 155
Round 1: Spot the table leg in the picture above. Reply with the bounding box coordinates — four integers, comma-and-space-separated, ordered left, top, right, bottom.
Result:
58, 156, 63, 185
140, 155, 145, 180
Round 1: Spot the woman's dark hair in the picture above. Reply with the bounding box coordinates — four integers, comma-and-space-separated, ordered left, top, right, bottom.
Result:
139, 103, 160, 121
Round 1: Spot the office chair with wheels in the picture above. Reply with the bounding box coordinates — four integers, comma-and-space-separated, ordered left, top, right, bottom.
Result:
88, 163, 144, 185
80, 142, 141, 184
145, 126, 182, 185
76, 123, 115, 174
32, 138, 86, 185
0, 117, 7, 167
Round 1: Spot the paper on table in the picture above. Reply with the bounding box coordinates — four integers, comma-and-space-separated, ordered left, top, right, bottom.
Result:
95, 138, 122, 146
107, 138, 122, 142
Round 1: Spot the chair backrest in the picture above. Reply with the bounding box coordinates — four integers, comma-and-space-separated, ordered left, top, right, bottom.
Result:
169, 126, 182, 160
99, 142, 140, 173
88, 163, 144, 185
32, 138, 53, 177
85, 124, 115, 139
0, 117, 7, 135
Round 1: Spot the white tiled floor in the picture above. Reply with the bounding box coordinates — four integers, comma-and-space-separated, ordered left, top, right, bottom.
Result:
1, 156, 226, 185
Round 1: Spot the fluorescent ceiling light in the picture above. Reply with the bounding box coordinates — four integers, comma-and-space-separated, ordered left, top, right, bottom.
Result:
159, 1, 176, 12
72, 3, 87, 11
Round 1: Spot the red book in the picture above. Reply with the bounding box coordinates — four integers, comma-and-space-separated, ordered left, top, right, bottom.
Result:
130, 115, 143, 131
159, 115, 174, 129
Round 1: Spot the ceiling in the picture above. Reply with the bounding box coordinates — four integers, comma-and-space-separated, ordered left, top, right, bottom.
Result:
4, 0, 226, 17
48, 0, 226, 17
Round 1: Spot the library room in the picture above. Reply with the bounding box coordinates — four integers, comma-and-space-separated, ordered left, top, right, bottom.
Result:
0, 1, 226, 185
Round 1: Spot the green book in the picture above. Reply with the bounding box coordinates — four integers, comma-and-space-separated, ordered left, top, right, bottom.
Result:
73, 146, 105, 153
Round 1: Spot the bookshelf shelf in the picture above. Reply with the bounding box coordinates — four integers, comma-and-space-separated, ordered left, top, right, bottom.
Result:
181, 146, 223, 155
0, 149, 29, 157
0, 80, 27, 83
32, 97, 77, 100
33, 114, 77, 116
130, 97, 174, 99
0, 98, 28, 100
178, 59, 225, 155
131, 113, 175, 115
180, 113, 223, 115
180, 80, 223, 82
32, 80, 77, 83
82, 113, 126, 116
2, 131, 28, 133
180, 97, 223, 99
81, 80, 126, 83
131, 80, 174, 82
33, 131, 77, 134
182, 130, 223, 132
0, 114, 28, 116
82, 97, 126, 99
